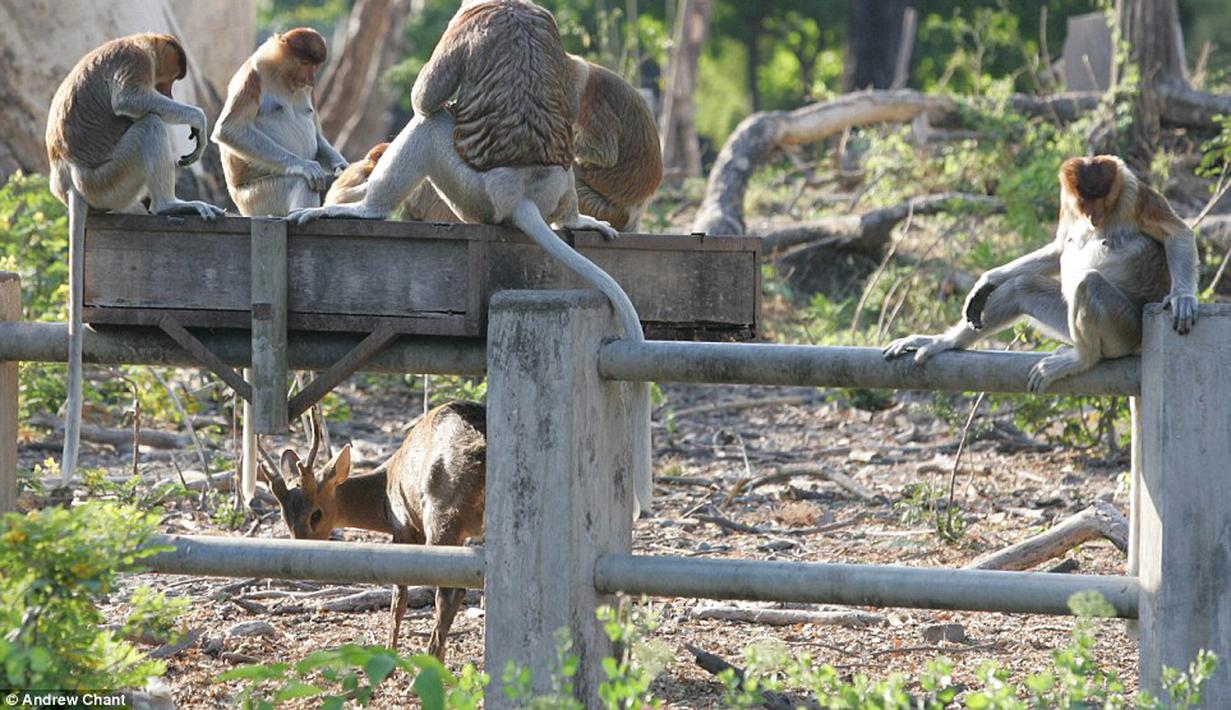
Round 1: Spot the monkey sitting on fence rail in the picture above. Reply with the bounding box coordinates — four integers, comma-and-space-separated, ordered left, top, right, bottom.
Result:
884, 155, 1199, 392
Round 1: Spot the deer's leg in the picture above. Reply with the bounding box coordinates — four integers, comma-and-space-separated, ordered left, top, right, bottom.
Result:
388, 584, 409, 651
427, 587, 466, 661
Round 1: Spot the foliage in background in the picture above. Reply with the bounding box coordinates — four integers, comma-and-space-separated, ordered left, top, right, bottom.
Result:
0, 502, 183, 691
220, 597, 666, 709
221, 593, 1214, 709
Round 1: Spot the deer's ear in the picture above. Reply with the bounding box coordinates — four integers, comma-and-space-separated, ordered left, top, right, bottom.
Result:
258, 460, 289, 499
280, 449, 301, 478
324, 444, 351, 487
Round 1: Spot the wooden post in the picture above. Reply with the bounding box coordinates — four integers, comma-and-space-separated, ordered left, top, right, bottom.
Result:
250, 218, 288, 433
1, 272, 18, 513
485, 290, 635, 708
1138, 305, 1231, 695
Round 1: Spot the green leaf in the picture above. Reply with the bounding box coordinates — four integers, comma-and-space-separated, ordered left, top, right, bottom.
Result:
272, 680, 324, 702
414, 665, 446, 710
364, 652, 398, 686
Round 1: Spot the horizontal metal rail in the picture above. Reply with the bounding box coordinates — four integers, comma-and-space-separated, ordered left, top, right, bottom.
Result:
595, 554, 1140, 618
0, 323, 1142, 397
144, 535, 485, 588
598, 341, 1141, 396
0, 323, 486, 376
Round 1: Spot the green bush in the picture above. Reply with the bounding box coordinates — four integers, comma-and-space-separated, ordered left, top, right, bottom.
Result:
0, 501, 184, 691
220, 593, 1214, 709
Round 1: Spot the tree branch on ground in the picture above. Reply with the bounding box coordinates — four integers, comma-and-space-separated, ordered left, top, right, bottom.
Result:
691, 90, 957, 236
761, 193, 1004, 257
965, 500, 1128, 571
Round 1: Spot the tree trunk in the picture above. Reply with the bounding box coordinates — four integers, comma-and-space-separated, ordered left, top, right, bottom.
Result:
844, 0, 910, 91
659, 0, 713, 178
316, 0, 411, 158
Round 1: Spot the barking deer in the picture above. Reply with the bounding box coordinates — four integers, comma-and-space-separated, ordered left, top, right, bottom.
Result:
258, 401, 486, 660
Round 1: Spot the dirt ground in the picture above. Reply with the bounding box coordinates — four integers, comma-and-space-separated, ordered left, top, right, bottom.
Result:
20, 369, 1139, 708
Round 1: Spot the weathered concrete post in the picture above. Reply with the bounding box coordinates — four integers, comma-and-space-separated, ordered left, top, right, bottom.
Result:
1, 272, 18, 513
485, 290, 635, 708
1138, 304, 1231, 695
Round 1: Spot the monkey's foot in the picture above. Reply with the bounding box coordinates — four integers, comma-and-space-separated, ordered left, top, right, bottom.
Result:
882, 334, 953, 364
155, 200, 225, 221
1026, 350, 1084, 393
566, 214, 619, 241
285, 204, 387, 225
963, 281, 997, 330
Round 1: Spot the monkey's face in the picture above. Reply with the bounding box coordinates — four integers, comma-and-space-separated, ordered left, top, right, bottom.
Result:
1079, 197, 1107, 228
292, 60, 320, 89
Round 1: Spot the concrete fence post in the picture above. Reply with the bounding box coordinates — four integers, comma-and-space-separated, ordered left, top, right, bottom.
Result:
1138, 304, 1231, 696
485, 290, 635, 708
1, 272, 18, 513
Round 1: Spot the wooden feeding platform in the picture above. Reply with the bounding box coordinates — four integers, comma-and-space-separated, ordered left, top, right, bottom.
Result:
78, 213, 760, 432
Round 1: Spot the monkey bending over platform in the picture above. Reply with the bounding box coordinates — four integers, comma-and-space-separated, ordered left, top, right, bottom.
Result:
46, 33, 224, 219
884, 155, 1199, 392
214, 28, 348, 216
288, 0, 655, 515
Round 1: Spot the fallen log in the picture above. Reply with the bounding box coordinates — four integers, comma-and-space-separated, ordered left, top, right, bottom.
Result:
29, 414, 194, 450
761, 193, 1004, 257
691, 90, 956, 236
743, 463, 877, 502
692, 604, 885, 628
966, 500, 1128, 571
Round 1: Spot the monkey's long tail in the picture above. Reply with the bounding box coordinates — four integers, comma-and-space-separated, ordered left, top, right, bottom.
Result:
509, 201, 653, 519
60, 189, 87, 486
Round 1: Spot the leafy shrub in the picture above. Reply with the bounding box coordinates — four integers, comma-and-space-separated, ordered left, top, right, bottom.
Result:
0, 501, 183, 690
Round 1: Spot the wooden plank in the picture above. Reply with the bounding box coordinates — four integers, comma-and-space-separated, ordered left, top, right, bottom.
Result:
84, 230, 472, 317
82, 214, 761, 340
485, 242, 757, 326
486, 291, 634, 707
287, 326, 398, 419
158, 317, 253, 401
0, 272, 18, 513
1138, 304, 1231, 697
251, 219, 289, 433
83, 307, 470, 335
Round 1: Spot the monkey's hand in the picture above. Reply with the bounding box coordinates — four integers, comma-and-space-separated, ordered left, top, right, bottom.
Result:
1163, 292, 1199, 335
290, 160, 330, 193
328, 157, 349, 177
179, 108, 209, 167
963, 276, 999, 330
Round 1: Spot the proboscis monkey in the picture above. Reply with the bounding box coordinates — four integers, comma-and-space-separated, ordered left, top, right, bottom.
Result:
46, 33, 224, 219
213, 27, 348, 216
286, 0, 654, 517
884, 155, 1199, 392
568, 55, 663, 231
335, 57, 664, 229
325, 142, 460, 222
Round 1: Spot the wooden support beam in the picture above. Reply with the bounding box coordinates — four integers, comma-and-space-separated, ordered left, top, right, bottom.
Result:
1, 272, 18, 513
1138, 304, 1231, 696
485, 291, 635, 708
287, 325, 397, 420
158, 317, 253, 402
250, 218, 288, 433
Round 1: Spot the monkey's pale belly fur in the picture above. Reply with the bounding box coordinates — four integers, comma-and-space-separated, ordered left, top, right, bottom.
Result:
1060, 226, 1168, 308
